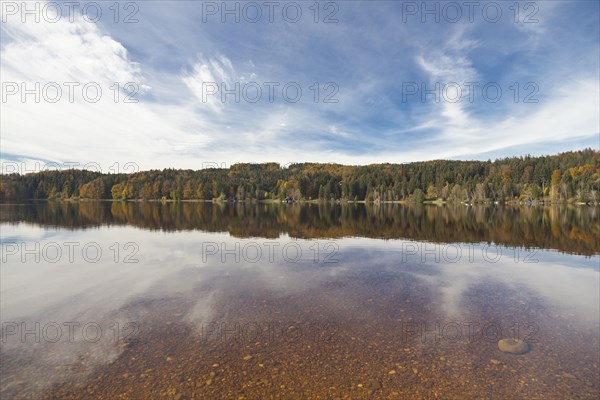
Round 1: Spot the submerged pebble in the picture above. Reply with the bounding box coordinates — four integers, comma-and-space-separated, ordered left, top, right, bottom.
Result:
498, 339, 530, 354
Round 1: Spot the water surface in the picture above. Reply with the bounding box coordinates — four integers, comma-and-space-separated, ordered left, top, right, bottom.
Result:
1, 202, 599, 399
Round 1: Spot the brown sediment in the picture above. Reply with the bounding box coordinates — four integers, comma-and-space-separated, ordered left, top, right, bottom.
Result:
3, 267, 594, 400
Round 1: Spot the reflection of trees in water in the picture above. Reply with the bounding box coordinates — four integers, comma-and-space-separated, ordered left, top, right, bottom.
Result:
1, 202, 598, 255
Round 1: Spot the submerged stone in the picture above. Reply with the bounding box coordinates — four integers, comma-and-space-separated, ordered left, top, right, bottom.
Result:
498, 339, 530, 354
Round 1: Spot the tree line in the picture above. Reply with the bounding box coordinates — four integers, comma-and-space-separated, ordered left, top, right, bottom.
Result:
1, 149, 598, 203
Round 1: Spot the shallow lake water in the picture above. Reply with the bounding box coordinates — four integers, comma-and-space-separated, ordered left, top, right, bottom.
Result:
1, 202, 599, 399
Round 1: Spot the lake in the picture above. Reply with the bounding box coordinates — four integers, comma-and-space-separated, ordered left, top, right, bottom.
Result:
1, 202, 599, 399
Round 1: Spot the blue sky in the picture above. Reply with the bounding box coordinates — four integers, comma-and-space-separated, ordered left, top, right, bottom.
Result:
1, 0, 599, 171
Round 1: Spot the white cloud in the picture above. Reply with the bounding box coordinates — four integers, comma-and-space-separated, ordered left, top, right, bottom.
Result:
414, 26, 480, 130
408, 25, 599, 162
182, 56, 237, 113
0, 4, 209, 170
1, 11, 142, 86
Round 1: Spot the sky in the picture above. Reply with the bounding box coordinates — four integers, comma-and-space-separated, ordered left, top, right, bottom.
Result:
1, 0, 599, 172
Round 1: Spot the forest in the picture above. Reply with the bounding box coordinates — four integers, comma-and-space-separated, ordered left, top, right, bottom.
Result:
1, 149, 598, 203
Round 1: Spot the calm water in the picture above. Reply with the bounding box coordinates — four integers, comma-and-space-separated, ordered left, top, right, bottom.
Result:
1, 202, 599, 399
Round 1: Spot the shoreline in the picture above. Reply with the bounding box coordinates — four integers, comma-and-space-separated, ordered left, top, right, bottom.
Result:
4, 198, 597, 206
